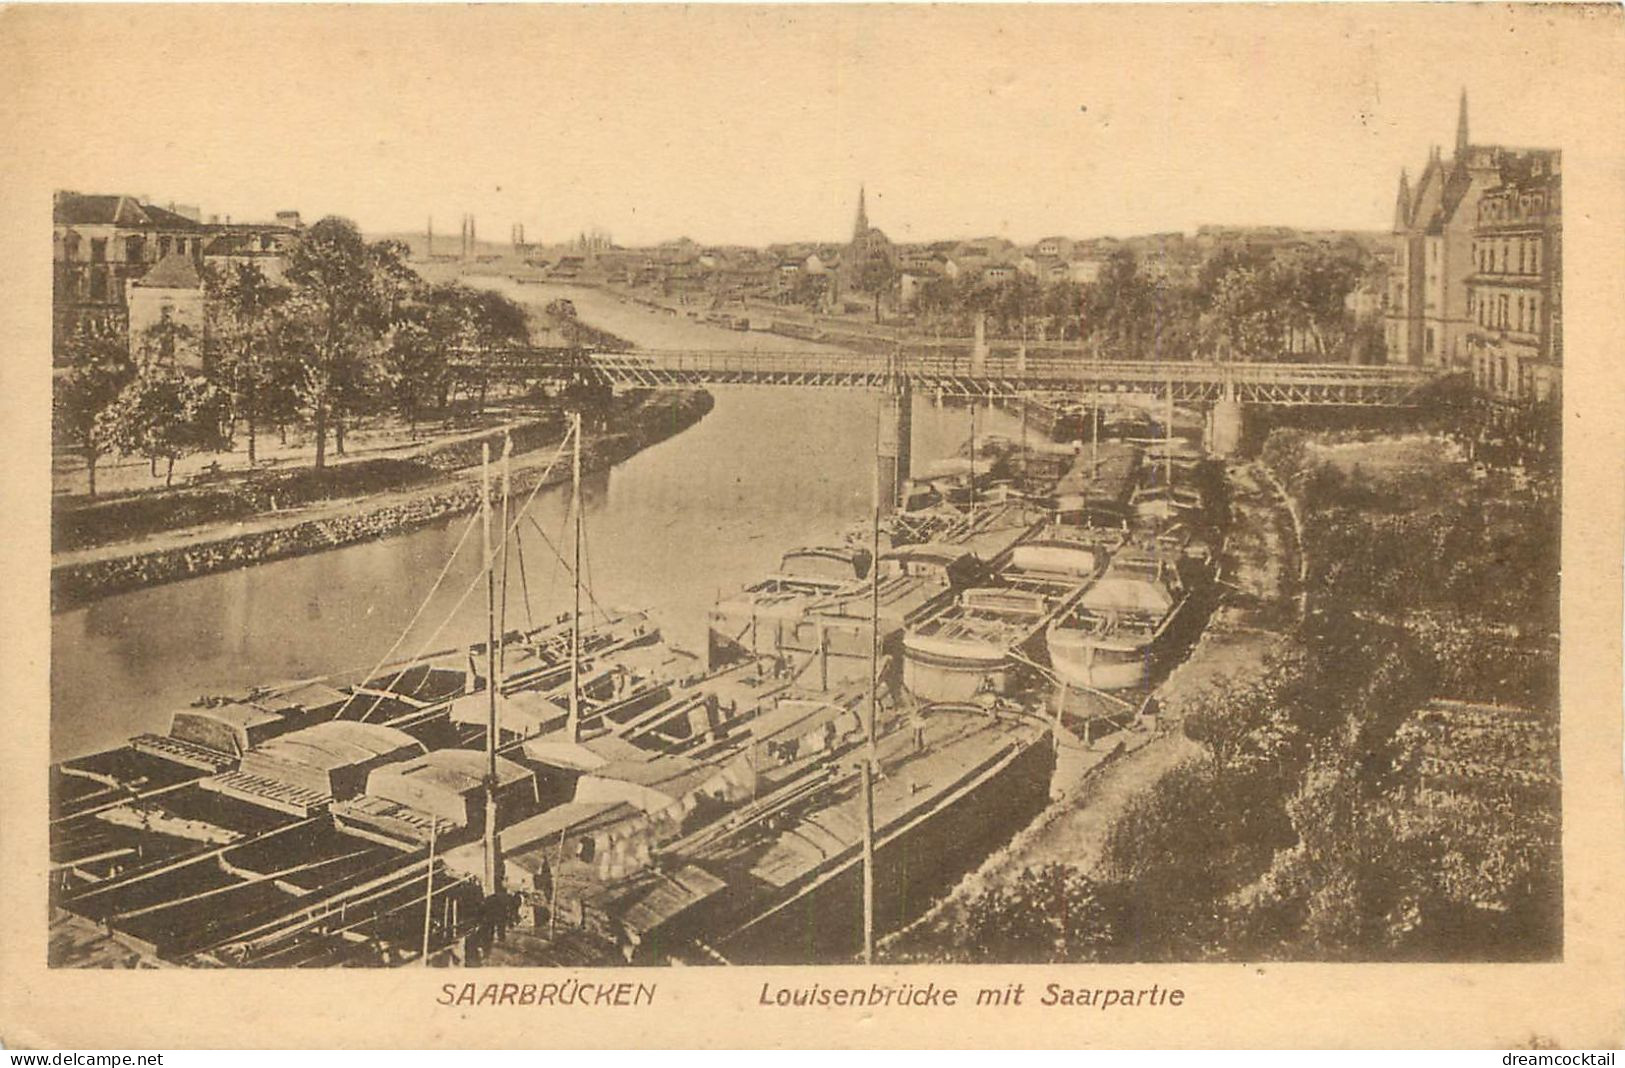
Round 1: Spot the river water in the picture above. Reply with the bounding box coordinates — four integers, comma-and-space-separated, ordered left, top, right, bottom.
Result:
51, 283, 1024, 761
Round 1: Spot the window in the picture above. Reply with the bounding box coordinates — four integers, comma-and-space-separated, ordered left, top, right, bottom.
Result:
89, 267, 107, 300
90, 238, 106, 263
1530, 244, 1540, 274
1426, 328, 1435, 355
159, 236, 171, 257
125, 235, 145, 262
1517, 296, 1525, 330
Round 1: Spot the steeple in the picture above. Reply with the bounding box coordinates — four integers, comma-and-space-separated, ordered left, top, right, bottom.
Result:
853, 184, 869, 242
1455, 88, 1469, 158
1393, 168, 1411, 231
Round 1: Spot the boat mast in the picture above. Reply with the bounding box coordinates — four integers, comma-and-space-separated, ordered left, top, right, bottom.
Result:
420, 818, 437, 965
862, 400, 882, 966
481, 443, 501, 898
499, 432, 512, 678
568, 411, 583, 743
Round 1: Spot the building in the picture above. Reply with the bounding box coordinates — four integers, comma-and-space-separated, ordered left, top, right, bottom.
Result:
837, 186, 896, 304
1384, 92, 1560, 370
1466, 153, 1562, 408
1034, 236, 1075, 259
53, 192, 204, 358
202, 220, 301, 285
127, 252, 205, 369
54, 191, 305, 364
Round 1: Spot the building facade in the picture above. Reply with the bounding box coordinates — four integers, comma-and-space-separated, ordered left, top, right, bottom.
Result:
53, 192, 204, 358
1466, 154, 1561, 408
127, 253, 206, 370
54, 192, 304, 364
1385, 93, 1560, 375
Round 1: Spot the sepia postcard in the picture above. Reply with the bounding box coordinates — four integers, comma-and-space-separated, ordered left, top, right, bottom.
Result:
1, 2, 1622, 1050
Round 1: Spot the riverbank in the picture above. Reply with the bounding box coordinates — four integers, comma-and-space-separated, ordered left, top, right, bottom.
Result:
51, 389, 714, 611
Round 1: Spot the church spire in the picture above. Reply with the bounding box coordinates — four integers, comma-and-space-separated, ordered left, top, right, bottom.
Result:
1455, 88, 1469, 158
853, 184, 869, 241
1393, 168, 1411, 231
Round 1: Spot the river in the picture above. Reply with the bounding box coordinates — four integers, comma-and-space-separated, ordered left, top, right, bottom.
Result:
51, 282, 1025, 761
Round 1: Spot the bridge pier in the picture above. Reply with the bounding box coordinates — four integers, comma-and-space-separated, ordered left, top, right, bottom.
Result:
1205, 397, 1246, 457
876, 377, 913, 515
970, 314, 988, 377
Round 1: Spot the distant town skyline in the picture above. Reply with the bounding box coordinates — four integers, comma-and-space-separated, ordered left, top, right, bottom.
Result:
10, 5, 1596, 247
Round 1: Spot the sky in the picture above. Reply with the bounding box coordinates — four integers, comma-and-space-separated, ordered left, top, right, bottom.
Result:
5, 4, 1602, 247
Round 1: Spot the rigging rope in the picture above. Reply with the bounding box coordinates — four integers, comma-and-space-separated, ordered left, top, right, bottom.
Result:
337, 507, 481, 721
525, 513, 611, 621
514, 529, 535, 631
348, 425, 576, 722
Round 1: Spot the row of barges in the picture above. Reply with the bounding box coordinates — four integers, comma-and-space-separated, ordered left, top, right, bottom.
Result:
51, 401, 1222, 968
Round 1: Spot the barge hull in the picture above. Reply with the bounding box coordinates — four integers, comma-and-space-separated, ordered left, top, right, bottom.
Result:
698, 728, 1055, 965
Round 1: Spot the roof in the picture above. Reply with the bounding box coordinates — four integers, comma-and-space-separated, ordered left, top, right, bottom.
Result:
249, 721, 422, 770
440, 799, 642, 882
170, 701, 281, 736
202, 229, 291, 257
53, 193, 202, 230
523, 732, 650, 772
133, 252, 201, 290
494, 800, 635, 853
371, 748, 532, 799
262, 681, 349, 713
448, 689, 568, 736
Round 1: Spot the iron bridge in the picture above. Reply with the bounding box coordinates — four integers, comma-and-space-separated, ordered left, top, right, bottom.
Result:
456, 347, 1443, 406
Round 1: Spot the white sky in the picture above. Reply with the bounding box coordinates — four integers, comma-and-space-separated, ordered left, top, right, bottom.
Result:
6, 4, 1588, 247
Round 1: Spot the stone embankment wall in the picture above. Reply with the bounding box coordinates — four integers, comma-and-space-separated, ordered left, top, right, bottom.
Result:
52, 391, 713, 611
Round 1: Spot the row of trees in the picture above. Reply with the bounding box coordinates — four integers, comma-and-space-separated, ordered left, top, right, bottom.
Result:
55, 217, 531, 495
903, 243, 1378, 361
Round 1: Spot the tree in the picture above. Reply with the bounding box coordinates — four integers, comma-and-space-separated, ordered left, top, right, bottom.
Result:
282, 216, 385, 469
204, 261, 288, 465
1083, 249, 1155, 358
856, 256, 897, 324
97, 361, 230, 486
377, 307, 442, 435
461, 286, 530, 415
53, 331, 135, 497
958, 864, 1122, 963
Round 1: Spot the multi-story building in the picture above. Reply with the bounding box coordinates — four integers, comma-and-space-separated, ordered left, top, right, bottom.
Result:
1466, 153, 1561, 408
55, 192, 305, 363
1384, 92, 1559, 371
201, 213, 303, 285
53, 192, 204, 358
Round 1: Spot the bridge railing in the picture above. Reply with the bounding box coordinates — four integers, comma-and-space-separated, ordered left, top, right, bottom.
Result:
585, 348, 1437, 384
461, 346, 1440, 402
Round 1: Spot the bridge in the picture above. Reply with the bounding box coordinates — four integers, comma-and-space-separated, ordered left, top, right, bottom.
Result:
458, 346, 1444, 407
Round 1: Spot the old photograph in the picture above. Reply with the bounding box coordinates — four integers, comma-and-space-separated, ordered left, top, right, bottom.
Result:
18, 4, 1594, 985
